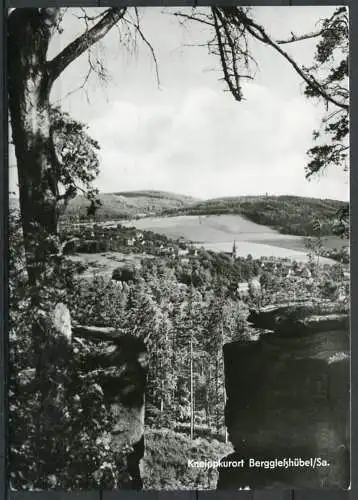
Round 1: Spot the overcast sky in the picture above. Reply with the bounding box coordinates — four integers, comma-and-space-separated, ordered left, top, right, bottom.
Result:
9, 6, 349, 201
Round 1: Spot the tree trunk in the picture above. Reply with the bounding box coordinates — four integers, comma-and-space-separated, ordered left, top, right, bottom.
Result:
8, 9, 59, 290
222, 358, 228, 443
207, 363, 212, 430
8, 14, 70, 477
190, 336, 194, 440
215, 356, 219, 434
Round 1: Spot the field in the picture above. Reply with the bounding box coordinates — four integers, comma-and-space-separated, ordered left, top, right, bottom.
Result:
69, 251, 149, 279
123, 214, 345, 264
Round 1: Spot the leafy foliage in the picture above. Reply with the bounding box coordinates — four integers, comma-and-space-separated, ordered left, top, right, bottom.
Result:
50, 106, 102, 216
304, 7, 349, 181
142, 429, 232, 489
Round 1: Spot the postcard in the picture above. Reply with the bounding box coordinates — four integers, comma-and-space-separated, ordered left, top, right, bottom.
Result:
8, 6, 349, 491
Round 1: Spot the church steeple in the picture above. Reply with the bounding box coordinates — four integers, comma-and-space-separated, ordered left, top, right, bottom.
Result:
232, 240, 237, 260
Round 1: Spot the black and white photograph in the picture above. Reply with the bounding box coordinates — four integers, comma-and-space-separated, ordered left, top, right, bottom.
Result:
8, 6, 350, 491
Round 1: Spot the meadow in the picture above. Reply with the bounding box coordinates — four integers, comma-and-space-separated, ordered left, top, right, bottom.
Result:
123, 214, 343, 264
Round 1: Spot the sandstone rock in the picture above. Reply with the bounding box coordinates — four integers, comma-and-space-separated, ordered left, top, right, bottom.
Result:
219, 301, 350, 489
74, 328, 148, 489
248, 300, 349, 335
51, 302, 72, 343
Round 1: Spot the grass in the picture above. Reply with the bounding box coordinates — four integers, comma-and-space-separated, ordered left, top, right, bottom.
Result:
68, 252, 146, 279
124, 214, 282, 242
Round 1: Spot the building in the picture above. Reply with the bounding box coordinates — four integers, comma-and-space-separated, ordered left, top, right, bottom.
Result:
178, 248, 189, 257
232, 240, 238, 260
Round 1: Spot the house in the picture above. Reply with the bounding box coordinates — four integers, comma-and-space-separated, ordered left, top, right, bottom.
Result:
237, 282, 249, 297
249, 277, 261, 291
178, 248, 189, 257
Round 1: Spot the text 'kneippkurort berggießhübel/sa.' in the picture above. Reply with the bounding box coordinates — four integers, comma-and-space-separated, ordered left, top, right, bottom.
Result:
187, 457, 331, 470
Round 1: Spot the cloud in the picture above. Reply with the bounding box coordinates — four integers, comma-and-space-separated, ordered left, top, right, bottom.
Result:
88, 81, 349, 200
8, 7, 348, 203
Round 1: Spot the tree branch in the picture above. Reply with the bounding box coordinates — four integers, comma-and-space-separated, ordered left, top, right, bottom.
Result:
124, 8, 161, 88
219, 7, 348, 111
172, 11, 214, 28
276, 30, 324, 45
48, 7, 127, 83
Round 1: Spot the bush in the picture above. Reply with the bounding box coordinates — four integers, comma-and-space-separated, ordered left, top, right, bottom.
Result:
142, 429, 232, 490
8, 212, 131, 491
112, 265, 137, 283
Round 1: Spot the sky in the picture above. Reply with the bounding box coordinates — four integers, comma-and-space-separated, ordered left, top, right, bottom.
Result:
9, 7, 349, 201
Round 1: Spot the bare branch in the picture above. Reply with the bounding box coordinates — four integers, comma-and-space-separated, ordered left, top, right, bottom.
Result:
276, 30, 325, 45
52, 62, 92, 105
173, 11, 214, 28
218, 7, 348, 111
212, 9, 242, 101
48, 7, 127, 83
124, 8, 161, 88
74, 8, 108, 23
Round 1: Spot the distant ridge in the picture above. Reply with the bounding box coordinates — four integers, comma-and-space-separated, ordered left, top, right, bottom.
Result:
169, 195, 348, 237
9, 191, 348, 237
61, 190, 199, 221
112, 190, 200, 202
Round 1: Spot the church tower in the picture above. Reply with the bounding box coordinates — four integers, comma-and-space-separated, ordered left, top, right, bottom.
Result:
232, 240, 237, 260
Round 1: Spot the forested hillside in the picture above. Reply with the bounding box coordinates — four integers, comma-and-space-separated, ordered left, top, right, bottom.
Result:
62, 191, 199, 221
169, 195, 348, 236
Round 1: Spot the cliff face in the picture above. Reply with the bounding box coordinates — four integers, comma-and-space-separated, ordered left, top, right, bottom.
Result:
72, 326, 148, 489
218, 301, 350, 490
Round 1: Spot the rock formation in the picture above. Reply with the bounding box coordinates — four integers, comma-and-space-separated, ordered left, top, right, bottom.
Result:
72, 324, 148, 489
218, 301, 350, 489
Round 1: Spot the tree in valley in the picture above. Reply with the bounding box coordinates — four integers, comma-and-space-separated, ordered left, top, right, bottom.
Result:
304, 218, 326, 276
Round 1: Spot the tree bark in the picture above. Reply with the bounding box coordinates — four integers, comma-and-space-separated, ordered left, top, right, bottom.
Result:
8, 9, 59, 289
190, 336, 194, 440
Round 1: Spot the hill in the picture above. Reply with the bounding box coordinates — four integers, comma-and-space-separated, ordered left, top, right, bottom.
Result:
10, 192, 348, 238
166, 195, 348, 237
61, 190, 199, 222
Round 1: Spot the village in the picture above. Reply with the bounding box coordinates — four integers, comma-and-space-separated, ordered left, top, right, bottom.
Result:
59, 220, 349, 307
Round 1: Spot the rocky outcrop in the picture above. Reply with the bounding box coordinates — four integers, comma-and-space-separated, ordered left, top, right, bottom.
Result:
248, 300, 349, 334
72, 325, 148, 489
218, 301, 350, 489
